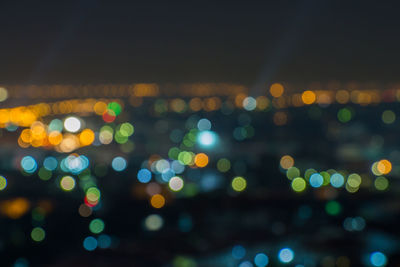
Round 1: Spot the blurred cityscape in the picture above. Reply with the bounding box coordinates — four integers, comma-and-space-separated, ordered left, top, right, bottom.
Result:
0, 82, 399, 266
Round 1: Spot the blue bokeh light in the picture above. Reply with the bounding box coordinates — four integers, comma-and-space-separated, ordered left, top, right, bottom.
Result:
232, 245, 246, 260
197, 130, 218, 148
112, 157, 127, 172
309, 173, 323, 188
278, 248, 294, 263
43, 156, 58, 171
197, 118, 212, 131
137, 169, 152, 183
330, 173, 344, 188
21, 156, 37, 173
239, 261, 253, 267
370, 252, 387, 267
171, 160, 185, 174
161, 168, 175, 182
97, 234, 112, 249
83, 236, 98, 251
254, 253, 269, 267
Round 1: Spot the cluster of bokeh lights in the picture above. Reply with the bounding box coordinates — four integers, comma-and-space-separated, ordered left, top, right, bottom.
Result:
0, 83, 397, 266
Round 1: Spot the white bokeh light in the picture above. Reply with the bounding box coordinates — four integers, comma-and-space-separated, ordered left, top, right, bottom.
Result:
169, 176, 184, 191
197, 130, 218, 147
64, 117, 81, 133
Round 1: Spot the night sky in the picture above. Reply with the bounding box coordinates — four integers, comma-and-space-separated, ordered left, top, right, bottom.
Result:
0, 1, 399, 84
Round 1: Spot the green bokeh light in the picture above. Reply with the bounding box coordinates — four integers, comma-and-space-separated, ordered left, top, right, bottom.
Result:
382, 110, 396, 124
217, 158, 231, 173
286, 167, 300, 180
38, 167, 52, 181
374, 176, 389, 191
0, 176, 7, 190
107, 102, 122, 116
325, 201, 341, 216
89, 218, 105, 234
337, 108, 353, 123
31, 227, 46, 242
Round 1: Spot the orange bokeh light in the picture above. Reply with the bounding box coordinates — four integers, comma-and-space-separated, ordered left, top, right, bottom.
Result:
150, 194, 165, 209
79, 129, 95, 146
377, 159, 392, 175
270, 83, 284, 98
194, 153, 209, 168
301, 90, 316, 105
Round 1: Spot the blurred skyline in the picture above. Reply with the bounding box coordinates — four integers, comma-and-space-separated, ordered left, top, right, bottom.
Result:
1, 1, 400, 84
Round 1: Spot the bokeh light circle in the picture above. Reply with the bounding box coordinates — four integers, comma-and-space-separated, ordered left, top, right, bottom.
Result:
60, 176, 76, 191
309, 173, 323, 188
137, 169, 152, 183
31, 227, 46, 242
0, 176, 7, 190
278, 248, 294, 263
254, 253, 269, 267
64, 117, 81, 133
330, 173, 344, 188
89, 218, 105, 234
232, 176, 247, 192
370, 252, 387, 267
197, 118, 211, 131
21, 156, 37, 173
83, 236, 98, 251
169, 176, 184, 192
291, 177, 306, 192
112, 157, 127, 172
144, 214, 164, 231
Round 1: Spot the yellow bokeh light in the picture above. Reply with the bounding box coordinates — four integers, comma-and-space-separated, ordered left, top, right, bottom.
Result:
31, 121, 45, 135
150, 194, 165, 209
60, 176, 76, 191
20, 110, 37, 127
58, 134, 80, 153
48, 131, 63, 146
270, 83, 284, 98
301, 90, 316, 105
10, 108, 23, 125
20, 129, 32, 143
94, 101, 107, 115
0, 109, 10, 124
291, 177, 306, 192
79, 129, 95, 146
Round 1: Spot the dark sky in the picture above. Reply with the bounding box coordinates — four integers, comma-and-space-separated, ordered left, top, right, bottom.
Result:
0, 1, 399, 84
